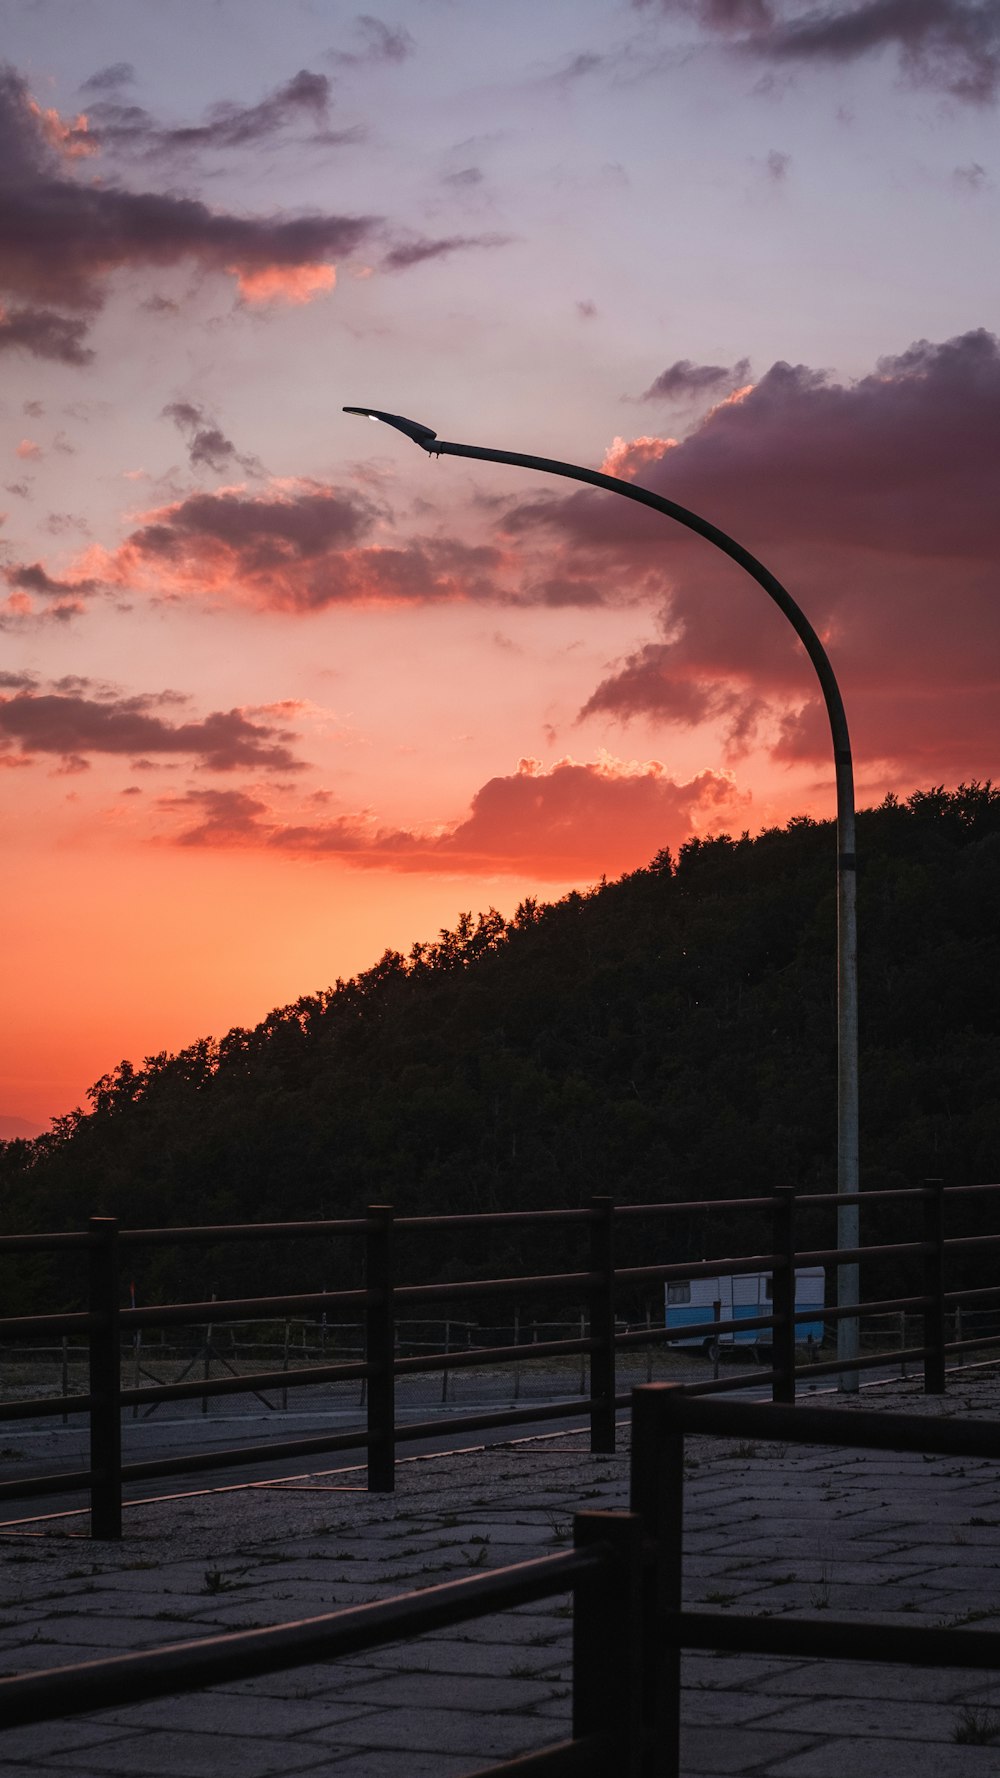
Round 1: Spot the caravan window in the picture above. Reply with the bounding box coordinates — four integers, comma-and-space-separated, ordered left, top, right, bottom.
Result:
667, 1283, 691, 1304
765, 1278, 774, 1299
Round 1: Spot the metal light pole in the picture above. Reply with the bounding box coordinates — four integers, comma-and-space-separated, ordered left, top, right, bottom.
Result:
344, 405, 860, 1387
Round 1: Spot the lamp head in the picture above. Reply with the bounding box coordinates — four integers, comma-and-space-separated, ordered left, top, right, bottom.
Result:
343, 406, 437, 448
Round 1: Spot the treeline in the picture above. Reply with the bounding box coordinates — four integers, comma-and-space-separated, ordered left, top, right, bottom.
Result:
2, 784, 998, 1304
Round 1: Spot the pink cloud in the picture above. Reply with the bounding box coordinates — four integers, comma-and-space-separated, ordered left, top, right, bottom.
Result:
161, 754, 747, 878
234, 263, 336, 304
600, 435, 678, 479
90, 481, 517, 612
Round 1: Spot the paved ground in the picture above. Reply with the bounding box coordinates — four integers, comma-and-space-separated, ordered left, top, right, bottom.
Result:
2, 1368, 1000, 1776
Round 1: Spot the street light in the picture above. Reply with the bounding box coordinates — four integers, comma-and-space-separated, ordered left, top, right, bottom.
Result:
344, 404, 860, 1387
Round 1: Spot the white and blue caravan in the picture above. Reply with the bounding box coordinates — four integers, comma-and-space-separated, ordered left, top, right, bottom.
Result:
665, 1268, 825, 1354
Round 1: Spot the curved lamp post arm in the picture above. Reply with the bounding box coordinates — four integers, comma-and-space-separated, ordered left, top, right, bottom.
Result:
345, 406, 860, 1385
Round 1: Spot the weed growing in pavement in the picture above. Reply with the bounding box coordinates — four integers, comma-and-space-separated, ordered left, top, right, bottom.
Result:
953, 1705, 1000, 1745
809, 1569, 831, 1611
202, 1569, 236, 1594
940, 1606, 999, 1629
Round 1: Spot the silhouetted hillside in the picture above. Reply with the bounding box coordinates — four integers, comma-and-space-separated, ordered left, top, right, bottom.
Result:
3, 786, 998, 1281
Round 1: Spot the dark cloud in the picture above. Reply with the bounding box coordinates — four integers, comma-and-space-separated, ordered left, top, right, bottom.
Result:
381, 232, 512, 272
639, 0, 1000, 104
637, 356, 751, 401
516, 330, 1000, 562
507, 329, 1000, 777
635, 0, 776, 28
102, 480, 606, 611
763, 0, 1000, 104
766, 147, 791, 179
4, 561, 98, 598
0, 305, 93, 365
45, 512, 91, 537
328, 15, 416, 66
954, 159, 988, 186
162, 787, 271, 845
161, 400, 261, 476
541, 51, 609, 87
529, 574, 606, 607
85, 69, 352, 157
80, 63, 135, 95
442, 167, 484, 188
115, 484, 381, 609
0, 682, 305, 772
91, 477, 629, 613
0, 64, 376, 355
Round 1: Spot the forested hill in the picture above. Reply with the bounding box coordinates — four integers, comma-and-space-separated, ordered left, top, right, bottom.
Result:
3, 785, 999, 1240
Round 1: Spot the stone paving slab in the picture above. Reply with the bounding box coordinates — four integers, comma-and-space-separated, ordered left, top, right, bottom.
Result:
2, 1369, 1000, 1775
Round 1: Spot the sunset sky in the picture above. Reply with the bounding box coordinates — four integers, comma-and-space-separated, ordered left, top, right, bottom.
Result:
2, 0, 998, 1133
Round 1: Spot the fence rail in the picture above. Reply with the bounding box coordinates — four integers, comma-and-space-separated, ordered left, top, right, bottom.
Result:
2, 1181, 1000, 1536
630, 1384, 1000, 1776
4, 1381, 1000, 1776
0, 1516, 644, 1777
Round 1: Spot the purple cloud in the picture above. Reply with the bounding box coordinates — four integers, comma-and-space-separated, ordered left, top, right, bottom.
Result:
161, 401, 261, 476
0, 305, 93, 365
0, 681, 306, 772
637, 356, 751, 401
0, 64, 377, 358
636, 0, 1000, 104
381, 232, 513, 272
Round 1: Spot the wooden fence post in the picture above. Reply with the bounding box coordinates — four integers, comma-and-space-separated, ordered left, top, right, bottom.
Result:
630, 1384, 686, 1778
922, 1178, 946, 1395
588, 1196, 616, 1454
87, 1216, 122, 1540
365, 1205, 396, 1491
573, 1510, 644, 1777
770, 1185, 797, 1405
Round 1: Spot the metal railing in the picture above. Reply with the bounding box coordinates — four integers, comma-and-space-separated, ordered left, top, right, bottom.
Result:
3, 1180, 1000, 1537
